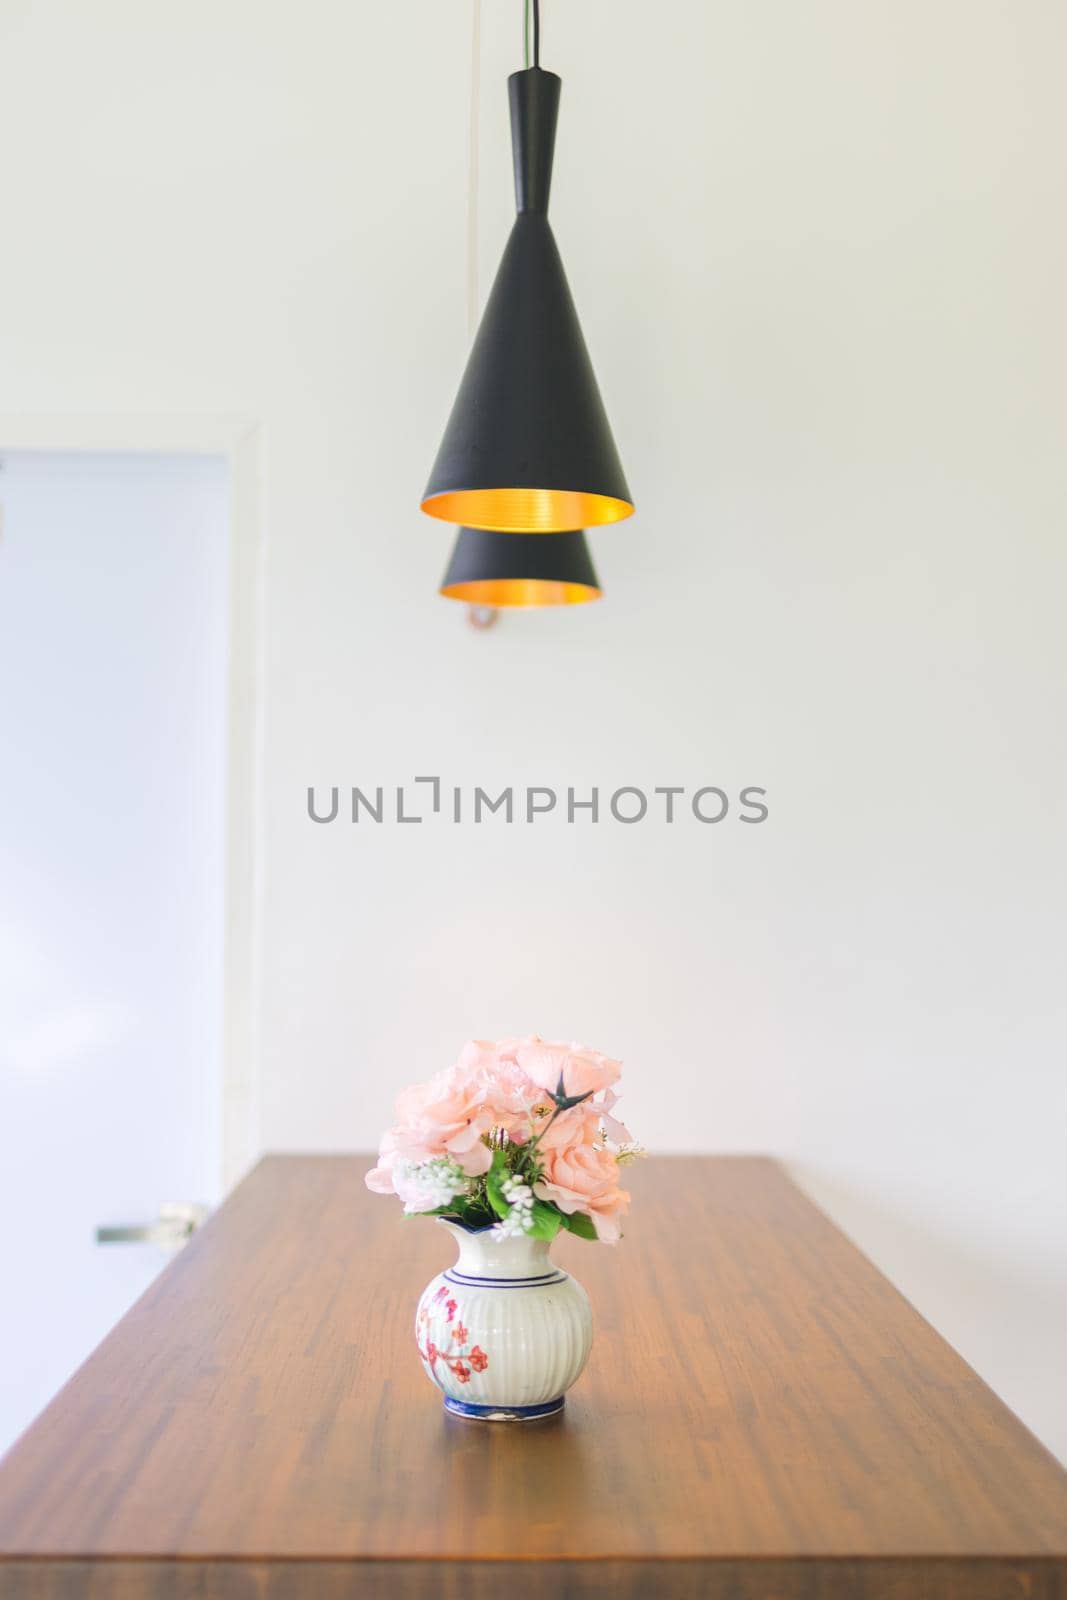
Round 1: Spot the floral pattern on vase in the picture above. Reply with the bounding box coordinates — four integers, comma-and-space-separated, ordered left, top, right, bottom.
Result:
416, 1286, 489, 1384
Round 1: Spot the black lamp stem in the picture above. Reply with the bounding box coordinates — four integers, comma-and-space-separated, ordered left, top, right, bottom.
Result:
510, 68, 560, 215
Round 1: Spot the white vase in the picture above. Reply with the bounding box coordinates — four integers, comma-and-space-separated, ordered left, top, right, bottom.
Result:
414, 1217, 593, 1421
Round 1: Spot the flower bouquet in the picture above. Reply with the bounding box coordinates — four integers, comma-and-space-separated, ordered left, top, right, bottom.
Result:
366, 1036, 639, 1421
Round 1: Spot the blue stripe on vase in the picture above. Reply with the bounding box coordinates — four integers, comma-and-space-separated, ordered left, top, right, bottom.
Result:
443, 1269, 565, 1288
444, 1395, 565, 1421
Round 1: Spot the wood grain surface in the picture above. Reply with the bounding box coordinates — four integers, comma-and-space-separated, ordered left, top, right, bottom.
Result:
0, 1154, 1065, 1599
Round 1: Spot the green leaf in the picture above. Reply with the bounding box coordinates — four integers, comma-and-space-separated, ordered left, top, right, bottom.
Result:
485, 1149, 511, 1219
554, 1089, 596, 1112
561, 1210, 598, 1241
526, 1200, 562, 1241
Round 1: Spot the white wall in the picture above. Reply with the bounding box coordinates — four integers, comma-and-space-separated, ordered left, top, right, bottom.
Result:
1, 2, 1064, 1460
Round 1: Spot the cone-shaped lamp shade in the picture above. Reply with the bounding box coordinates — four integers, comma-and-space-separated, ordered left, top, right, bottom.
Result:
440, 528, 602, 608
421, 68, 633, 533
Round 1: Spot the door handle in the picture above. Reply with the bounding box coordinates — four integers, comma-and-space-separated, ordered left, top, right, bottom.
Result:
96, 1201, 209, 1253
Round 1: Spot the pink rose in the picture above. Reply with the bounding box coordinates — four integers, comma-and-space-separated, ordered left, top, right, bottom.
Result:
454, 1038, 500, 1075
364, 1060, 496, 1196
512, 1037, 621, 1102
397, 1063, 495, 1173
365, 1143, 402, 1194
533, 1112, 630, 1244
364, 1037, 635, 1231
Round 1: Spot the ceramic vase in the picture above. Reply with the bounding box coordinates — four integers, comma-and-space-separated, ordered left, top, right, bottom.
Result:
415, 1218, 593, 1421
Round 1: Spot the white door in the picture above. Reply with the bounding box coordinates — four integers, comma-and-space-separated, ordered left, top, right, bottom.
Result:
0, 451, 229, 1454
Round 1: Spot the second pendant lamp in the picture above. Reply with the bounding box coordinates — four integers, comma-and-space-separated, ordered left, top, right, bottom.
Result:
440, 528, 602, 608
422, 3, 633, 536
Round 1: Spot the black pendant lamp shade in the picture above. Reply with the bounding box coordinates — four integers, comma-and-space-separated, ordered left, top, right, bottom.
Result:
421, 68, 633, 534
440, 527, 602, 608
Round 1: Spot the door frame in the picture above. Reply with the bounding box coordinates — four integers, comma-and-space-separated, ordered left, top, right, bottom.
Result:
0, 415, 263, 1192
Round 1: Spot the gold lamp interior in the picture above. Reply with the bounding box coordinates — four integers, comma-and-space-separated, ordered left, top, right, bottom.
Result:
421, 487, 634, 533
439, 577, 602, 608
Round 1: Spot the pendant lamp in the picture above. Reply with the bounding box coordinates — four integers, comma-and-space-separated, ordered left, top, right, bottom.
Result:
421, 6, 633, 534
440, 527, 602, 608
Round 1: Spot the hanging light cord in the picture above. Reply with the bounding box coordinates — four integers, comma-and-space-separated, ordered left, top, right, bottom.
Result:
466, 0, 481, 340
523, 0, 541, 69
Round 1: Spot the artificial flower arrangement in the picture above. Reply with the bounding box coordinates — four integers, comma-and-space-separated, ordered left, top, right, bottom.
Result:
366, 1035, 640, 1244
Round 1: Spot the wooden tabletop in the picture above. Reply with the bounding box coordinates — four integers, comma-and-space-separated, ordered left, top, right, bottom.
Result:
1, 1155, 1065, 1599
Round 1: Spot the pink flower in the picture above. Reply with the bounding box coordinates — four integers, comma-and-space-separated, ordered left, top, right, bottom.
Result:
364, 1149, 402, 1195
453, 1362, 471, 1384
393, 1064, 496, 1171
454, 1038, 501, 1075
364, 1058, 497, 1194
468, 1346, 488, 1372
480, 1056, 545, 1143
533, 1111, 630, 1244
511, 1037, 621, 1102
365, 1037, 636, 1240
594, 1086, 632, 1145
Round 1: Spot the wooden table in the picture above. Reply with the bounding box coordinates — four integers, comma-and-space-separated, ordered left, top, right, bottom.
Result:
1, 1156, 1065, 1599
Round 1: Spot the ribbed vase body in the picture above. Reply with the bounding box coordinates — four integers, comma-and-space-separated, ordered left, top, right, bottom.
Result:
415, 1219, 593, 1421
